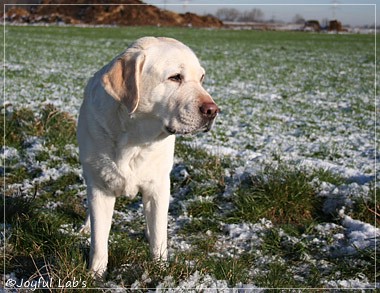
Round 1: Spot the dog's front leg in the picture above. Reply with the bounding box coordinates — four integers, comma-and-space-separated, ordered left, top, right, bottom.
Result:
88, 187, 116, 278
142, 177, 170, 261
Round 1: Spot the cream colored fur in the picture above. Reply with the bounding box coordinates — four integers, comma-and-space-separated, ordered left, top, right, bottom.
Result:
77, 37, 219, 277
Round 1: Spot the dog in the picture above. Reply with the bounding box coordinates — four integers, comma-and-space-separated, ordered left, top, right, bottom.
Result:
77, 37, 219, 277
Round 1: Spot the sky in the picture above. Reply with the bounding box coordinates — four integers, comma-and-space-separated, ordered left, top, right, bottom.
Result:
143, 0, 377, 27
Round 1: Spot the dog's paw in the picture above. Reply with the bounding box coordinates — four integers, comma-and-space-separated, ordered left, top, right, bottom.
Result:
90, 266, 107, 281
79, 224, 91, 235
79, 215, 91, 234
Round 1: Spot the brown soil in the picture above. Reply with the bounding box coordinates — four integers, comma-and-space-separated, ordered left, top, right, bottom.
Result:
3, 0, 223, 28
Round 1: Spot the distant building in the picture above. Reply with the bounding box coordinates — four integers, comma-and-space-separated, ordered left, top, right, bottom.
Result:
304, 20, 321, 32
329, 20, 345, 32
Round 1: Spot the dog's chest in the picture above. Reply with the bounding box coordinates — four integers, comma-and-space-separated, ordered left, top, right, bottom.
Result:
114, 142, 171, 196
114, 146, 149, 197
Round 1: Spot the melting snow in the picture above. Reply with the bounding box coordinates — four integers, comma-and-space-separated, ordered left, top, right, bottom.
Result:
3, 26, 377, 290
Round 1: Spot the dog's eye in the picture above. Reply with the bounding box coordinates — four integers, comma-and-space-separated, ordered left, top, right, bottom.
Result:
169, 74, 182, 82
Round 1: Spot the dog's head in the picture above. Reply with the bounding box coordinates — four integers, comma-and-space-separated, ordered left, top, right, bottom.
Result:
102, 37, 219, 135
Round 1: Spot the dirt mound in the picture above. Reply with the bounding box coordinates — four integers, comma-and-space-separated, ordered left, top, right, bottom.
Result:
3, 0, 223, 28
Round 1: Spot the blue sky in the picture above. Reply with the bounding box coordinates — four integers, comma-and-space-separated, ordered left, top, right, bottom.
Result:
144, 1, 377, 26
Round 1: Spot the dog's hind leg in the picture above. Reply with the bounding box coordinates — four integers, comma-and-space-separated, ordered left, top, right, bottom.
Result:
79, 212, 91, 234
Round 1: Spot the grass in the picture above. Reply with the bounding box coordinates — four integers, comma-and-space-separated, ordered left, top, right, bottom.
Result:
231, 164, 325, 227
2, 105, 376, 289
2, 25, 377, 290
3, 193, 94, 289
4, 104, 77, 150
351, 185, 379, 225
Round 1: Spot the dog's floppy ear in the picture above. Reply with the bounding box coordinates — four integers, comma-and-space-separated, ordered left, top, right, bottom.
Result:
102, 52, 145, 114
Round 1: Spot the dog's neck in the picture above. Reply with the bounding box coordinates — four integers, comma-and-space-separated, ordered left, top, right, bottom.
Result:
117, 106, 172, 147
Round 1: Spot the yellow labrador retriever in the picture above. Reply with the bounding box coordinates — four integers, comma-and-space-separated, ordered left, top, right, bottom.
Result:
77, 37, 219, 277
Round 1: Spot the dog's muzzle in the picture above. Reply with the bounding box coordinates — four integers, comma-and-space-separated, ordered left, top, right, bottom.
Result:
165, 102, 220, 135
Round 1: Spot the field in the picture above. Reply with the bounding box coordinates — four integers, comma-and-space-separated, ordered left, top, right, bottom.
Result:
1, 25, 378, 291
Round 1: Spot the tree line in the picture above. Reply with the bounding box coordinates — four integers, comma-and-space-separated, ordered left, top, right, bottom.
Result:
215, 8, 310, 24
215, 8, 264, 22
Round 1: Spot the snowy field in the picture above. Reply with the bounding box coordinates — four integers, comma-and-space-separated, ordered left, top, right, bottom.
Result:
2, 25, 378, 290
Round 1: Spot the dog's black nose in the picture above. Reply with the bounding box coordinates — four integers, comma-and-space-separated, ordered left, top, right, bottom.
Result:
200, 102, 220, 119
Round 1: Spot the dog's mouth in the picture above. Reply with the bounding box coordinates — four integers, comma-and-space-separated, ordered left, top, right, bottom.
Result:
164, 126, 178, 135
165, 121, 214, 135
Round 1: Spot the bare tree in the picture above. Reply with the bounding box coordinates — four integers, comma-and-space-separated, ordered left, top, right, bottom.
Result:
238, 8, 264, 22
292, 14, 305, 24
215, 8, 240, 22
